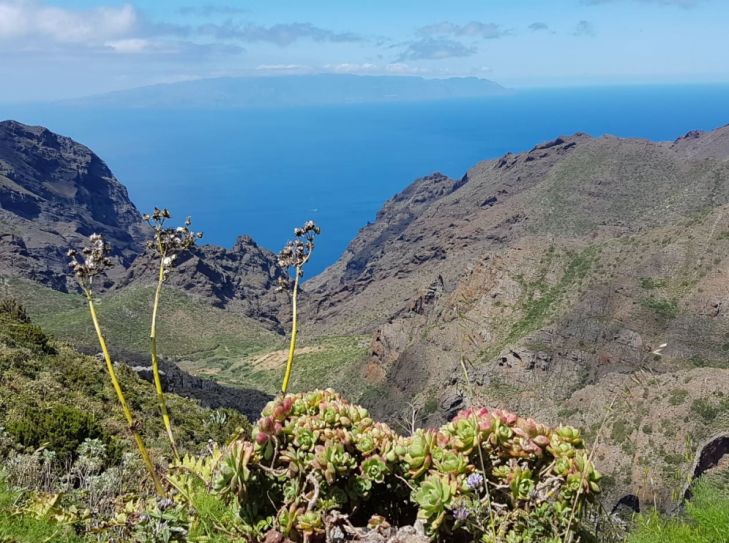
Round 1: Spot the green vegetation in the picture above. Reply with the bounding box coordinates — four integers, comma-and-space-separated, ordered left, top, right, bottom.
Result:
669, 388, 689, 406
641, 296, 679, 321
0, 477, 84, 543
3, 278, 282, 366
0, 305, 249, 469
690, 396, 729, 423
508, 246, 597, 341
211, 335, 370, 396
626, 476, 729, 543
210, 391, 601, 541
639, 277, 668, 290
688, 355, 729, 369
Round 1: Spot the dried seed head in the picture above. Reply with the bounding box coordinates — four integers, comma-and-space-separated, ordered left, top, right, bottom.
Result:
68, 233, 114, 291
278, 220, 321, 285
144, 207, 202, 277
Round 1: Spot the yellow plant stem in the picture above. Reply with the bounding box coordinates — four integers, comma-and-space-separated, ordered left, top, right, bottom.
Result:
280, 269, 301, 396
151, 258, 179, 459
85, 292, 165, 496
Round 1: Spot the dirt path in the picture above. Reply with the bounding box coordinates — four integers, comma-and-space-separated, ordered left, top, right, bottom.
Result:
250, 346, 324, 370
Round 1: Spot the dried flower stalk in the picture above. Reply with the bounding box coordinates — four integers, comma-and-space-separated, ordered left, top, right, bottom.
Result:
143, 207, 203, 459
277, 220, 320, 396
68, 235, 164, 496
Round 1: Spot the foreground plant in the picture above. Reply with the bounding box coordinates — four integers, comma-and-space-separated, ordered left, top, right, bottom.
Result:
211, 389, 601, 542
143, 207, 203, 459
277, 220, 320, 396
68, 235, 164, 496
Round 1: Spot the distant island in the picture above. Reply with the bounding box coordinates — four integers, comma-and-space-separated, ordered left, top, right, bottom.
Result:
61, 74, 509, 108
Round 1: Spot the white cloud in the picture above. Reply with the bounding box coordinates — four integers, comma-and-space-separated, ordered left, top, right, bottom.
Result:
0, 1, 137, 44
396, 38, 477, 61
417, 21, 508, 40
105, 38, 149, 54
324, 62, 378, 74
255, 64, 312, 74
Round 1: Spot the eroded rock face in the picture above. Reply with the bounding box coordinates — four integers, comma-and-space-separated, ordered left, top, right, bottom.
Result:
0, 120, 145, 290
0, 120, 290, 331
302, 125, 729, 508
119, 235, 290, 331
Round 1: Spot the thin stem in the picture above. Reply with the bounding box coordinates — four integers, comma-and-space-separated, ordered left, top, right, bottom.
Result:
150, 256, 179, 460
281, 268, 301, 396
85, 292, 164, 496
563, 394, 617, 543
459, 354, 497, 540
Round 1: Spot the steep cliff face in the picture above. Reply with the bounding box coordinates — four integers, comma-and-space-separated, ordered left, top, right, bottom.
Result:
304, 125, 729, 508
0, 120, 290, 332
0, 120, 145, 290
119, 236, 290, 332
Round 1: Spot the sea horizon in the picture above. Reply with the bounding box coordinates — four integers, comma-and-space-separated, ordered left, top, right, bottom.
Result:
4, 82, 729, 277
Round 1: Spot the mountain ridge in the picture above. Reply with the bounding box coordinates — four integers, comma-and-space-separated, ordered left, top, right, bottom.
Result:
59, 74, 508, 109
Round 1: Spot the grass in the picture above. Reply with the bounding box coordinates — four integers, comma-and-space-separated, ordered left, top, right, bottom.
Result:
640, 277, 668, 290
507, 246, 597, 342
3, 278, 282, 368
202, 335, 370, 396
669, 389, 689, 406
626, 476, 729, 543
0, 476, 85, 543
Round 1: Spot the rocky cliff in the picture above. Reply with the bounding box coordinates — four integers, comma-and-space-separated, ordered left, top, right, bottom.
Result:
0, 119, 289, 331
304, 125, 729, 508
0, 120, 145, 290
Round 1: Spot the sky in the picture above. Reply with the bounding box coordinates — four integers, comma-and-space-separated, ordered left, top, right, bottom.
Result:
0, 0, 728, 101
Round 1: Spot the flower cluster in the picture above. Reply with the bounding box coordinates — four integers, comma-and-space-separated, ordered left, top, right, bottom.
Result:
404, 406, 602, 539
143, 208, 202, 277
213, 390, 408, 540
277, 220, 320, 282
67, 234, 113, 290
212, 390, 601, 541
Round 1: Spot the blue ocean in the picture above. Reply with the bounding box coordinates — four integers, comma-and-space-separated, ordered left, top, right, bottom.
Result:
4, 84, 729, 276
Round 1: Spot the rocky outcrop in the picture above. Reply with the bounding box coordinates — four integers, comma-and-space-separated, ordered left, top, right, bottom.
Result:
119, 235, 289, 331
0, 120, 145, 290
0, 120, 289, 331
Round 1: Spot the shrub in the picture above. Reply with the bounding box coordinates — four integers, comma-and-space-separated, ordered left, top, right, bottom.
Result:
641, 296, 678, 321
0, 298, 31, 323
690, 399, 719, 423
0, 312, 55, 355
210, 390, 601, 542
6, 404, 105, 460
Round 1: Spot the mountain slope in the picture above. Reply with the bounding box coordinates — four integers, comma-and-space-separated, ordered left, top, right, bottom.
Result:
304, 125, 729, 508
0, 119, 290, 332
0, 119, 145, 290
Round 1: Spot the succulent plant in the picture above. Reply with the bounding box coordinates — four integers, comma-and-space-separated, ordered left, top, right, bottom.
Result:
209, 390, 600, 542
412, 473, 456, 531
399, 429, 437, 478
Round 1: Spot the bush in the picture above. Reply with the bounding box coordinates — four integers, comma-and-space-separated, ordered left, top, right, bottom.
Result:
0, 311, 55, 356
690, 399, 719, 423
6, 404, 105, 460
210, 389, 601, 542
0, 298, 31, 323
641, 296, 678, 321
